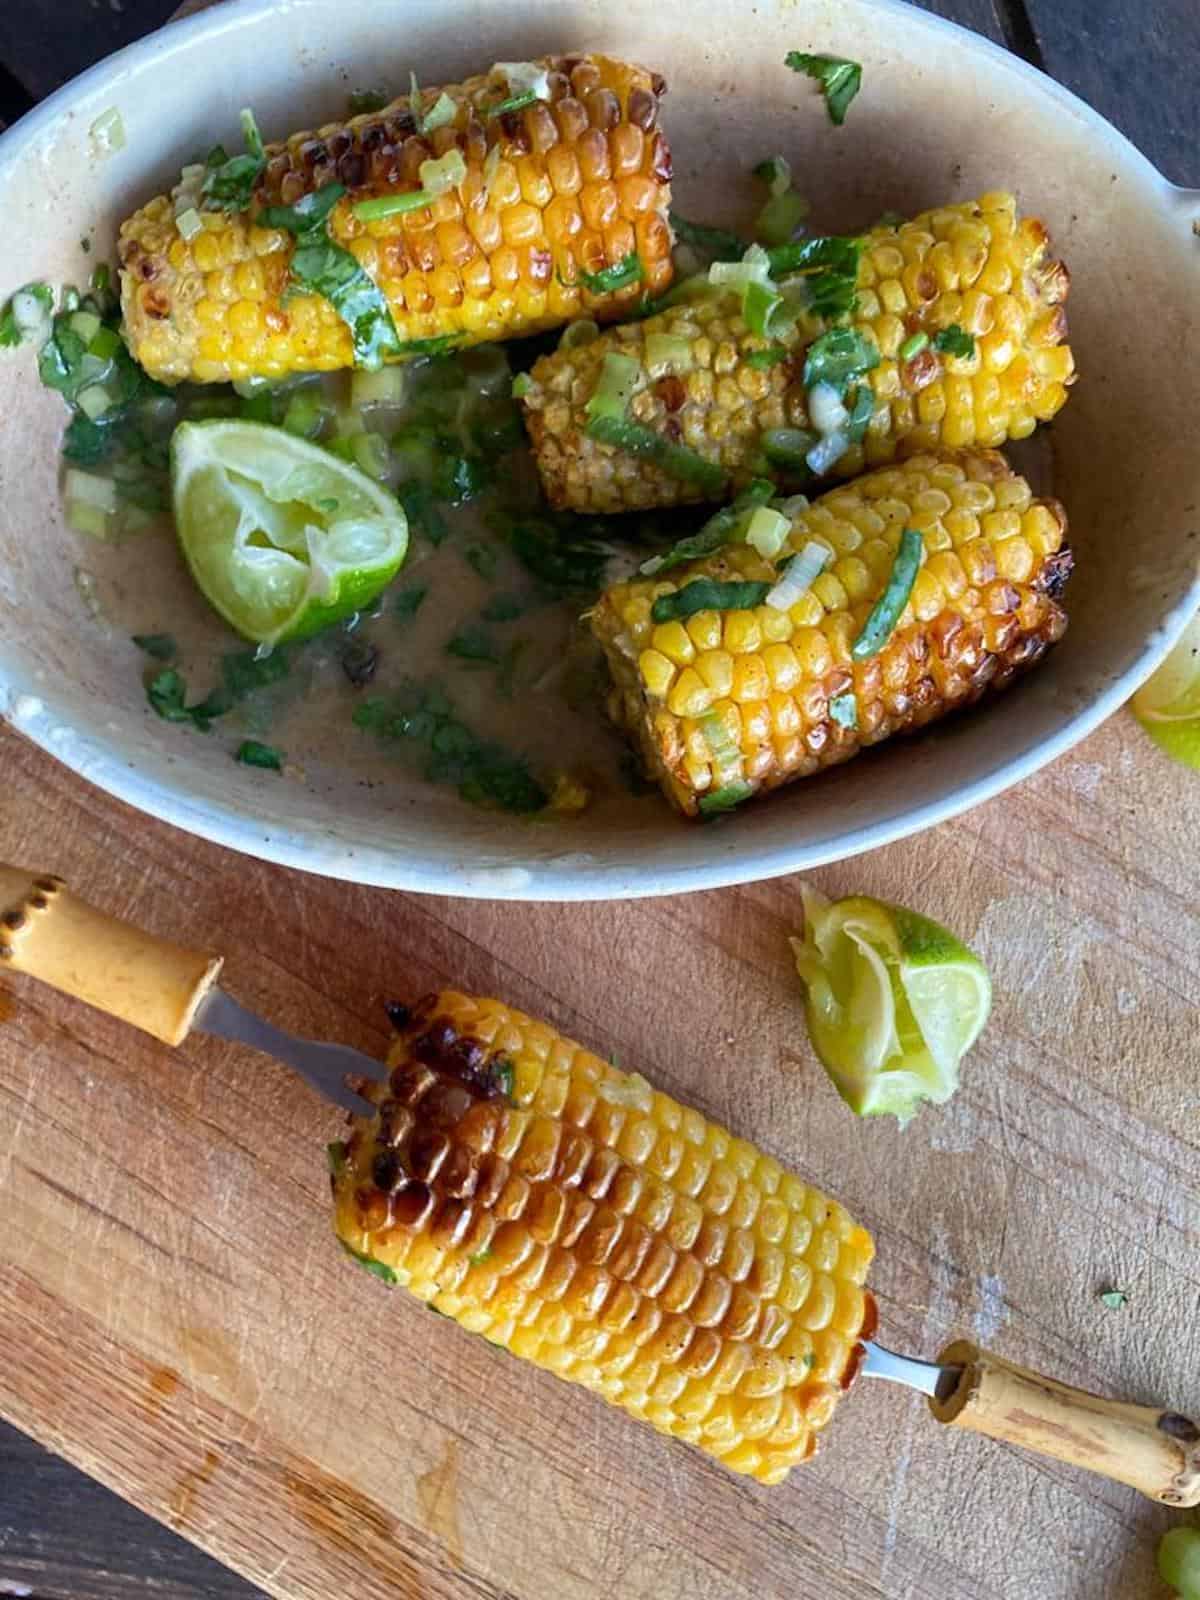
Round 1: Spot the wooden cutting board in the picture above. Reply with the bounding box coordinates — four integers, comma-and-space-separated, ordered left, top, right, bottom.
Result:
2, 3, 1199, 1594
3, 691, 1199, 1600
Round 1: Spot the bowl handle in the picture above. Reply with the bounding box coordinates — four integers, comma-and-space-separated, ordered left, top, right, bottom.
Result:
0, 864, 222, 1046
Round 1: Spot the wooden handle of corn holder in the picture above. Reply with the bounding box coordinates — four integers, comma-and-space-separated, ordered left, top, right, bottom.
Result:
930, 1339, 1200, 1506
0, 865, 222, 1047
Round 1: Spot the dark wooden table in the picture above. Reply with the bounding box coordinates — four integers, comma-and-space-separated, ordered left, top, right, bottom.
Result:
0, 3, 1195, 1598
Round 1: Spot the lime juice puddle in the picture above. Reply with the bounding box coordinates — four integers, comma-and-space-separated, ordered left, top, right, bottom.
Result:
69, 363, 635, 817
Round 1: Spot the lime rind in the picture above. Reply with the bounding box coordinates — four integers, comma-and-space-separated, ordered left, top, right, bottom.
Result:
791, 885, 991, 1125
1132, 609, 1200, 724
171, 420, 408, 646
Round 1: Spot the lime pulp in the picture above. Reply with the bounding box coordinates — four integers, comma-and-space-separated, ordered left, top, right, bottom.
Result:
790, 885, 992, 1125
170, 420, 408, 646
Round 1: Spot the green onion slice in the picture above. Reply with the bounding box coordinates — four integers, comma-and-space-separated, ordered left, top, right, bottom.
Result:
585, 352, 641, 421
651, 577, 772, 624
585, 414, 726, 495
639, 479, 776, 575
899, 330, 929, 360
353, 190, 437, 222
577, 252, 644, 296
698, 780, 755, 816
851, 528, 923, 659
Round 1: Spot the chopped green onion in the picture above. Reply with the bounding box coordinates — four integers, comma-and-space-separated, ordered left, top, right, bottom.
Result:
353, 190, 436, 221
767, 234, 861, 320
488, 89, 539, 117
651, 577, 772, 624
89, 107, 126, 157
418, 148, 467, 196
708, 241, 773, 295
933, 324, 975, 358
765, 539, 827, 610
743, 279, 793, 340
640, 479, 776, 575
351, 365, 406, 408
755, 188, 809, 249
76, 385, 114, 420
282, 388, 331, 437
420, 92, 457, 133
559, 319, 600, 351
784, 52, 862, 126
482, 143, 502, 197
235, 740, 283, 771
65, 468, 118, 512
351, 430, 392, 480
753, 155, 793, 197
829, 692, 858, 728
746, 345, 790, 370
845, 383, 875, 442
644, 332, 694, 373
88, 324, 123, 360
176, 206, 203, 241
744, 505, 791, 559
511, 372, 533, 398
851, 528, 923, 659
577, 253, 644, 296
806, 430, 848, 476
66, 500, 112, 539
69, 310, 102, 346
585, 414, 727, 496
585, 352, 641, 421
201, 108, 265, 212
699, 780, 754, 817
761, 426, 817, 470
90, 264, 111, 298
492, 61, 551, 103
0, 283, 54, 349
899, 330, 929, 361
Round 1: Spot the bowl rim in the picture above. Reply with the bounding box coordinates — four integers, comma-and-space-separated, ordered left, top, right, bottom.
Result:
2, 0, 1199, 901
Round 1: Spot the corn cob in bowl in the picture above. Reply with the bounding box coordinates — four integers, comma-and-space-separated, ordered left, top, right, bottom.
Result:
590, 449, 1073, 817
519, 192, 1073, 512
119, 55, 673, 384
331, 989, 876, 1485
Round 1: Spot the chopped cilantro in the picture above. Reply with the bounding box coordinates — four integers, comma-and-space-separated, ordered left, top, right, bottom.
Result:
132, 633, 177, 662
668, 213, 745, 263
432, 452, 488, 505
464, 543, 498, 580
802, 327, 880, 394
145, 647, 289, 731
348, 86, 390, 114
201, 108, 266, 212
767, 234, 861, 321
651, 578, 772, 624
933, 324, 976, 358
480, 592, 526, 623
446, 624, 500, 664
394, 583, 429, 620
785, 52, 862, 126
399, 483, 448, 545
339, 1239, 398, 1285
260, 181, 401, 369
488, 89, 539, 117
509, 515, 612, 596
353, 681, 549, 813
235, 740, 284, 771
640, 480, 776, 576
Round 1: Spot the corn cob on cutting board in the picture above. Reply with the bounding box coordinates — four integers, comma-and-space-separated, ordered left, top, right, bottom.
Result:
2, 699, 1199, 1600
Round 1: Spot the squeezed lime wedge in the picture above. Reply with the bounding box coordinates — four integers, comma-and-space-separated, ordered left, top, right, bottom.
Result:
171, 420, 408, 646
1132, 608, 1200, 771
790, 885, 992, 1125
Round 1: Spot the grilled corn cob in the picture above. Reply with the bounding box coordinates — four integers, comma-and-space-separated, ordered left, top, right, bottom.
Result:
119, 55, 673, 384
332, 990, 876, 1485
521, 192, 1073, 512
591, 450, 1072, 816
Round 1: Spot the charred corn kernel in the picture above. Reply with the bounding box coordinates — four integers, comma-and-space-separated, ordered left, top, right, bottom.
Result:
333, 991, 875, 1483
590, 451, 1073, 816
521, 194, 1074, 513
119, 55, 673, 383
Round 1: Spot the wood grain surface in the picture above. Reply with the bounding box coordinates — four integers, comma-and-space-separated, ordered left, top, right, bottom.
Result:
1, 3, 1199, 1599
2, 693, 1199, 1600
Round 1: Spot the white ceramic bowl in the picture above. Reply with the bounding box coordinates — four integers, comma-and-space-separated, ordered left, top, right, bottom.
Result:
1, 0, 1197, 899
